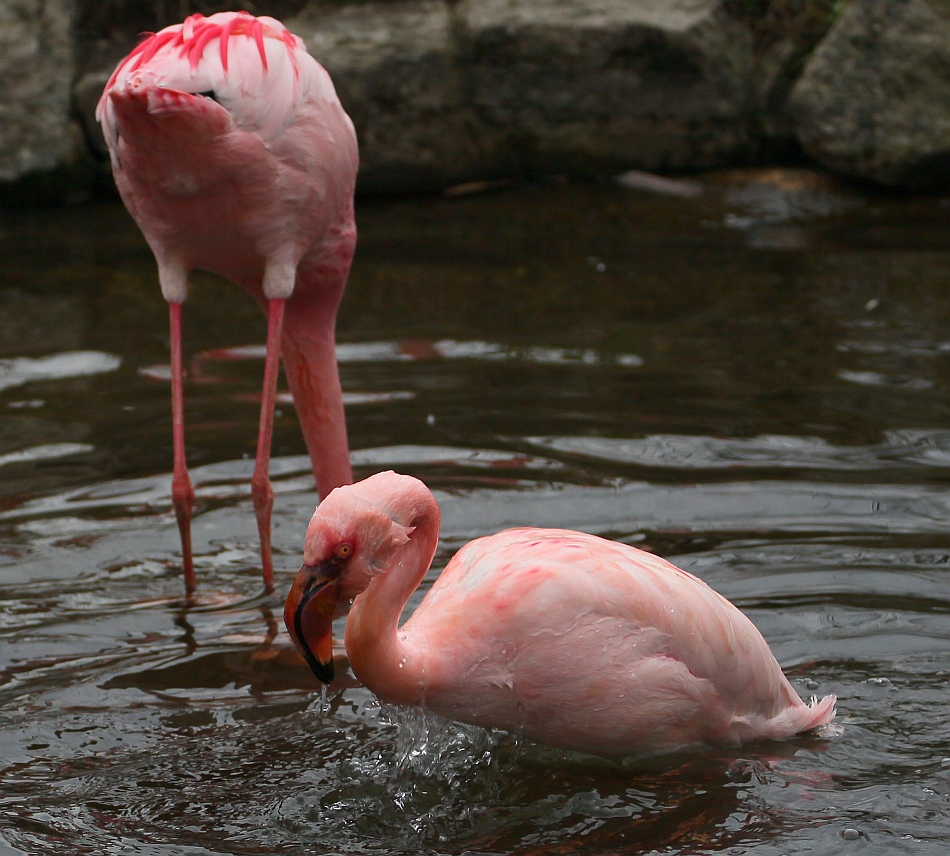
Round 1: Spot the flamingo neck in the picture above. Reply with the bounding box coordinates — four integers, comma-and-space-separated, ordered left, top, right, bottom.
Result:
345, 487, 441, 706
279, 252, 354, 498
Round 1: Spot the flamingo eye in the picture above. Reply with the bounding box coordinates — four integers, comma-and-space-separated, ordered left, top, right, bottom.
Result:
334, 542, 354, 561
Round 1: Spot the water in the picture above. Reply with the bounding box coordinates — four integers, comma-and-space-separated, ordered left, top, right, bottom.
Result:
1, 171, 949, 854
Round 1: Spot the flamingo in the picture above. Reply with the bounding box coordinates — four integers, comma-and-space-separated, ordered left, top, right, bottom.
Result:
96, 12, 358, 593
284, 471, 837, 758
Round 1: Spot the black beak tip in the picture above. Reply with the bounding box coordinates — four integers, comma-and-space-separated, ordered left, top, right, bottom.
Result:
315, 659, 335, 685
302, 649, 334, 685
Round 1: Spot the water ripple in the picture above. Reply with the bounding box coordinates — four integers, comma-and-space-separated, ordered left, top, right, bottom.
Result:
527, 430, 950, 471
0, 352, 121, 393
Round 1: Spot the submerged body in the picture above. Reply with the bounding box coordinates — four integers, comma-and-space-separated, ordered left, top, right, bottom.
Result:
98, 12, 358, 590
285, 472, 836, 758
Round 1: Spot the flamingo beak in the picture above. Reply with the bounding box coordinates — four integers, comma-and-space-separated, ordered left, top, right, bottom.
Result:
284, 562, 342, 684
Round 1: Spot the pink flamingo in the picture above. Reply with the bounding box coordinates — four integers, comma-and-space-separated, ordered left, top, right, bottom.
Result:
284, 471, 836, 757
97, 12, 358, 593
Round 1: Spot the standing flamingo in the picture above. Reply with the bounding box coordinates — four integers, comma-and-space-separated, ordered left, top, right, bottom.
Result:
96, 12, 358, 593
285, 471, 836, 757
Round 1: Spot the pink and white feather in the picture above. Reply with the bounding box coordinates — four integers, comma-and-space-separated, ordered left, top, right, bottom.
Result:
97, 11, 336, 144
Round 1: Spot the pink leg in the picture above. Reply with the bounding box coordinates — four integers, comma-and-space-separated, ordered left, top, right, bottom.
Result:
169, 302, 197, 593
251, 297, 286, 593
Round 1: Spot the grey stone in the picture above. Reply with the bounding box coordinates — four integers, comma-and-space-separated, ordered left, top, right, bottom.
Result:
73, 67, 113, 160
290, 0, 765, 188
13, 0, 937, 195
791, 0, 950, 188
290, 1, 499, 193
0, 0, 80, 182
456, 0, 755, 174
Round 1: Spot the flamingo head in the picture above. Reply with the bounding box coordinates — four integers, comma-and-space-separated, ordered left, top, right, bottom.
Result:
283, 473, 418, 683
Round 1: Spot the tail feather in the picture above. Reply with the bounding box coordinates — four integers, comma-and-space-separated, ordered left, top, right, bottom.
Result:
772, 693, 837, 739
803, 693, 837, 729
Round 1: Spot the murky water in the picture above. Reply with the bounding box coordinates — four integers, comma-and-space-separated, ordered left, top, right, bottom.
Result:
1, 172, 949, 855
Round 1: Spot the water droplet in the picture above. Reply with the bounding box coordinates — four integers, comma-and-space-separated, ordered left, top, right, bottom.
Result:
841, 828, 860, 841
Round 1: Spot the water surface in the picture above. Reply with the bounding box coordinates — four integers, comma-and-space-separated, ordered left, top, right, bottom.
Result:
1, 171, 949, 854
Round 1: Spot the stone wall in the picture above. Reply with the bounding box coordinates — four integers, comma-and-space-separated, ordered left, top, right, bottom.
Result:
2, 0, 948, 202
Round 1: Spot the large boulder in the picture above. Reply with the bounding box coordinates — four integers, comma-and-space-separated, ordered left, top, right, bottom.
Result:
791, 0, 950, 188
0, 0, 83, 187
457, 0, 755, 175
291, 0, 760, 191
289, 1, 500, 194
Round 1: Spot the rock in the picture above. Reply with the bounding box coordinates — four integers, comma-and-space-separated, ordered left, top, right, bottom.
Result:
290, 0, 766, 189
456, 0, 755, 174
73, 67, 114, 160
10, 0, 941, 197
791, 0, 950, 188
289, 0, 836, 189
289, 1, 499, 194
0, 0, 81, 183
724, 0, 840, 145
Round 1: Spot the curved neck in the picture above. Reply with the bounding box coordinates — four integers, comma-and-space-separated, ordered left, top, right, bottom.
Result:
345, 487, 441, 706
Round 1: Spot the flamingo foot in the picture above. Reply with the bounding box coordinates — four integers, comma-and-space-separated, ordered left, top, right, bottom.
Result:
252, 470, 275, 593
172, 469, 196, 593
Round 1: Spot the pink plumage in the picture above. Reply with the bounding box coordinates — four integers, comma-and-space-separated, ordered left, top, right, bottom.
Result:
98, 12, 359, 592
284, 471, 836, 758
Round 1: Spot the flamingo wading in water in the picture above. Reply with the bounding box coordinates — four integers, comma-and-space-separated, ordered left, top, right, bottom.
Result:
285, 471, 837, 758
97, 12, 358, 593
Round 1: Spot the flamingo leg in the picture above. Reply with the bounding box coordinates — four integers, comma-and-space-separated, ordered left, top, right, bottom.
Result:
169, 301, 197, 593
251, 297, 286, 593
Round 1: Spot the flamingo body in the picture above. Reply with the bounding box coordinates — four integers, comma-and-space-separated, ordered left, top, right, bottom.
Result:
285, 472, 836, 758
98, 12, 358, 590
